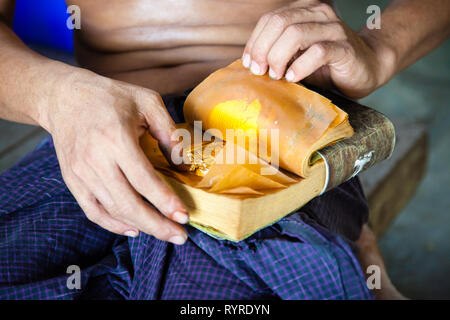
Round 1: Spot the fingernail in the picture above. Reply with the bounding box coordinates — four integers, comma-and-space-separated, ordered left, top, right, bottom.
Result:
269, 68, 277, 79
173, 211, 189, 224
169, 234, 187, 245
250, 61, 262, 75
242, 54, 251, 68
285, 70, 295, 82
124, 230, 138, 238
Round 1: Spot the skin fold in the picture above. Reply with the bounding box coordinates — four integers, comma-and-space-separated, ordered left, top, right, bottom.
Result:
0, 0, 448, 281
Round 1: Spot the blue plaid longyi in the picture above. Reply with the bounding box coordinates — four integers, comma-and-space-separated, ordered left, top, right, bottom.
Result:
0, 93, 373, 300
0, 137, 372, 300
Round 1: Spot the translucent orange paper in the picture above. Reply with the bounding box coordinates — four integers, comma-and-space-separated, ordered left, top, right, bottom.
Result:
140, 128, 298, 195
184, 60, 350, 177
140, 59, 352, 195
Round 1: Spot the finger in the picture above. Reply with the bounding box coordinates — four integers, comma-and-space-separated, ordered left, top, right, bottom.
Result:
117, 137, 189, 225
309, 2, 340, 21
242, 0, 326, 69
242, 12, 273, 68
75, 158, 141, 236
267, 22, 347, 79
302, 65, 335, 90
134, 89, 188, 170
83, 196, 140, 237
102, 160, 188, 245
64, 170, 140, 237
249, 8, 331, 77
285, 42, 347, 83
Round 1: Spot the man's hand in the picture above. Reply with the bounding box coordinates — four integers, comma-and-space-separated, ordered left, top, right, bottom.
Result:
40, 68, 189, 245
242, 0, 392, 99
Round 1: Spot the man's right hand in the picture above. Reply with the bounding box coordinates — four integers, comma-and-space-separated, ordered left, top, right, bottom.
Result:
40, 68, 189, 245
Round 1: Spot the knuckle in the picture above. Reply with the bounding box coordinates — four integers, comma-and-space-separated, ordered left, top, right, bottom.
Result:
141, 88, 163, 106
112, 198, 137, 218
149, 193, 172, 215
312, 43, 327, 59
101, 196, 116, 212
341, 42, 355, 58
133, 176, 150, 195
251, 50, 266, 63
115, 204, 133, 218
267, 51, 278, 68
331, 22, 346, 40
289, 24, 308, 49
261, 12, 274, 23
285, 24, 305, 43
165, 194, 180, 212
289, 23, 305, 37
270, 12, 288, 29
153, 226, 173, 241
315, 3, 336, 19
107, 205, 123, 218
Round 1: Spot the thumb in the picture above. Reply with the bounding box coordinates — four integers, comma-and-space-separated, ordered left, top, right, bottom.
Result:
135, 89, 189, 171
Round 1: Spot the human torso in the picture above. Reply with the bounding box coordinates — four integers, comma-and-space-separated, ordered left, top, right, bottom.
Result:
69, 0, 333, 95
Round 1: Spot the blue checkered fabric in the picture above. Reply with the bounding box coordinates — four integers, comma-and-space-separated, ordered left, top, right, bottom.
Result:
0, 137, 372, 300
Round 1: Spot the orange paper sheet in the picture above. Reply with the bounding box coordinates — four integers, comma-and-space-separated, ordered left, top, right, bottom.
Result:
140, 130, 298, 195
140, 59, 350, 195
184, 60, 347, 176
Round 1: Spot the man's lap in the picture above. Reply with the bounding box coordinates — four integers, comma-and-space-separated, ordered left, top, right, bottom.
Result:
130, 217, 372, 299
0, 137, 372, 299
163, 92, 370, 243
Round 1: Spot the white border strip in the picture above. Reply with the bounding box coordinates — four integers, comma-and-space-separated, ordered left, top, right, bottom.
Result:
316, 151, 329, 195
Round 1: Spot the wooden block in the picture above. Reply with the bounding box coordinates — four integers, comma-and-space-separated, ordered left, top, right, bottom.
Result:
359, 120, 428, 238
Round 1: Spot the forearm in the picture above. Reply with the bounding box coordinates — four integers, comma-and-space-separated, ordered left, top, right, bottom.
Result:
0, 21, 75, 128
360, 0, 450, 87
